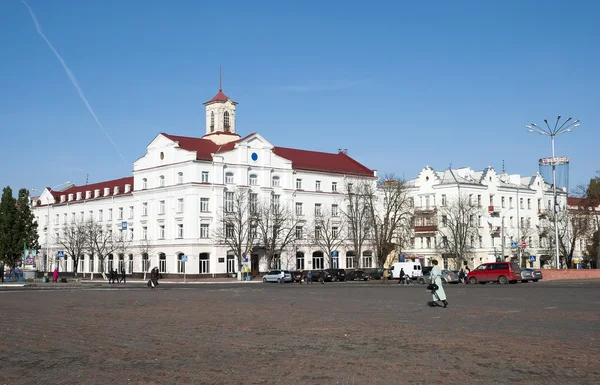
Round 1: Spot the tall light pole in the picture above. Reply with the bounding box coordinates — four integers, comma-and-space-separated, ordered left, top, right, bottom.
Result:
526, 116, 579, 269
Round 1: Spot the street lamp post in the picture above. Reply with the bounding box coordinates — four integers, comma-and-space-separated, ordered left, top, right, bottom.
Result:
527, 116, 579, 269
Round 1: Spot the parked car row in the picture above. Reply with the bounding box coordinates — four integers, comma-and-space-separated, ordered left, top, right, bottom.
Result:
263, 263, 544, 285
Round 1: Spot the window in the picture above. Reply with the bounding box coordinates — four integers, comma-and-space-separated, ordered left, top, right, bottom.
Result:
296, 179, 302, 189
442, 215, 448, 226
295, 226, 303, 239
296, 202, 303, 216
332, 182, 337, 192
225, 172, 234, 184
224, 111, 230, 128
346, 252, 356, 269
142, 226, 148, 240
312, 252, 324, 269
159, 253, 166, 273
71, 212, 76, 222
249, 224, 257, 239
527, 199, 531, 209
129, 228, 134, 240
142, 202, 148, 216
177, 198, 184, 213
477, 195, 482, 207
63, 213, 68, 224
199, 253, 210, 273
159, 175, 165, 187
159, 225, 165, 239
332, 204, 339, 217
200, 223, 210, 238
478, 235, 483, 248
227, 253, 235, 273
177, 172, 183, 184
129, 206, 134, 219
159, 200, 165, 215
226, 223, 235, 238
510, 216, 514, 227
314, 203, 322, 216
108, 208, 113, 221
210, 111, 214, 129
271, 194, 280, 210
201, 171, 209, 183
224, 192, 234, 212
249, 193, 258, 213
249, 174, 257, 185
347, 183, 353, 192
490, 196, 494, 206
362, 251, 373, 268
332, 226, 339, 238
315, 226, 321, 239
520, 198, 524, 209
501, 196, 505, 208
177, 223, 184, 238
44, 215, 48, 226
509, 197, 513, 208
296, 252, 305, 269
98, 210, 103, 221
117, 207, 123, 220
478, 215, 482, 227
272, 176, 280, 187
315, 181, 321, 191
200, 198, 209, 212
142, 178, 147, 190
332, 254, 339, 268
441, 194, 447, 206
79, 211, 84, 221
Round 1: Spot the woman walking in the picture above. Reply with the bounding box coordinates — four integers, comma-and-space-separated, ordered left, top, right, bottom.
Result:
52, 267, 59, 283
149, 266, 159, 289
429, 260, 448, 308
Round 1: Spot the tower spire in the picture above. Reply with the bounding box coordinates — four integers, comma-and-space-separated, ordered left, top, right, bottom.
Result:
219, 65, 222, 92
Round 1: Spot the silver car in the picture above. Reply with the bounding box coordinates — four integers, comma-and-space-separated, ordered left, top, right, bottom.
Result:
418, 270, 460, 285
262, 270, 293, 283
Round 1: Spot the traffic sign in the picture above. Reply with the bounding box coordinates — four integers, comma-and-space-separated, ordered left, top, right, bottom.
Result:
57, 250, 65, 259
529, 255, 536, 263
399, 254, 405, 262
181, 255, 188, 263
332, 251, 338, 257
521, 242, 527, 248
121, 221, 128, 230
511, 241, 517, 249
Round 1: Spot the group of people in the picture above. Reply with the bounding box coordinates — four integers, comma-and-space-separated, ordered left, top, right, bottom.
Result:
108, 268, 127, 284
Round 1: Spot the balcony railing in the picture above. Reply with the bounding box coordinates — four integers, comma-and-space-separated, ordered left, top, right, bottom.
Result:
414, 225, 438, 233
414, 206, 437, 214
537, 208, 548, 217
490, 226, 501, 236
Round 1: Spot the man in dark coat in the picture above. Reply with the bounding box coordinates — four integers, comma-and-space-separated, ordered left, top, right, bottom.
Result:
0, 266, 4, 283
150, 266, 159, 289
120, 267, 126, 284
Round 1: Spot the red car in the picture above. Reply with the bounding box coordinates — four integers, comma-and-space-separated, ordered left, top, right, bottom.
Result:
466, 262, 521, 284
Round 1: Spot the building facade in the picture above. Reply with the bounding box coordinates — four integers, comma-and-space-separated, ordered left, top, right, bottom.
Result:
32, 88, 377, 277
402, 165, 567, 269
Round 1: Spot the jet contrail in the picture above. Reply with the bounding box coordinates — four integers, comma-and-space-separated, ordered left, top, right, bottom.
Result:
20, 0, 128, 166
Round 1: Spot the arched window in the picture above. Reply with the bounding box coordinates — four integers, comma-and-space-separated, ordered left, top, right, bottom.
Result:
177, 252, 185, 273
346, 251, 356, 269
210, 111, 215, 131
142, 178, 147, 190
296, 251, 305, 270
361, 251, 373, 269
199, 253, 210, 274
272, 176, 280, 187
225, 172, 234, 184
224, 111, 230, 130
249, 174, 257, 185
159, 175, 165, 187
159, 252, 166, 273
312, 251, 324, 270
177, 172, 183, 184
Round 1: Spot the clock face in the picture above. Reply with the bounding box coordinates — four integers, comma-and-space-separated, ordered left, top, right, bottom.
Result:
251, 152, 258, 162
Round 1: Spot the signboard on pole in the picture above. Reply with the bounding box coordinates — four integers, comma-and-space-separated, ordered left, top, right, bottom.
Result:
57, 250, 65, 259
521, 242, 527, 248
529, 255, 536, 263
332, 251, 338, 257
511, 241, 517, 249
399, 254, 405, 262
121, 221, 128, 231
181, 255, 188, 263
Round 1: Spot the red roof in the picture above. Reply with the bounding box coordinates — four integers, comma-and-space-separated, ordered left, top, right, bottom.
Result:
568, 197, 600, 208
203, 89, 236, 105
162, 133, 374, 177
49, 176, 134, 203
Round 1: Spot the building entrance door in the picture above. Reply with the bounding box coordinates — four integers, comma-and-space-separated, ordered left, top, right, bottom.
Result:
251, 254, 259, 275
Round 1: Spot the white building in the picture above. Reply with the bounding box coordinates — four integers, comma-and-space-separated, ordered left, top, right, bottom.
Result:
32, 87, 377, 278
403, 165, 567, 269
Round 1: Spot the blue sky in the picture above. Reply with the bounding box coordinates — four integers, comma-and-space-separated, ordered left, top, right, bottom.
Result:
1, 0, 598, 194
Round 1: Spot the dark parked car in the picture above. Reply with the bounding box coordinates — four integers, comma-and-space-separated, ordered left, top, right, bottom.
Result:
346, 270, 371, 281
367, 268, 385, 280
521, 268, 543, 282
290, 271, 303, 282
326, 269, 346, 282
422, 266, 433, 276
302, 270, 333, 282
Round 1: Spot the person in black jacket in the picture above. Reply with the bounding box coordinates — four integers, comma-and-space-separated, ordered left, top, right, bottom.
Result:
149, 266, 159, 289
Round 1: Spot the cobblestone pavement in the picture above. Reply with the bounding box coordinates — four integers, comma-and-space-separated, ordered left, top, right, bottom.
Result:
1, 280, 599, 385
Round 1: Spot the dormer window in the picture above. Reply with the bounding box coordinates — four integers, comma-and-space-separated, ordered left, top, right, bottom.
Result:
272, 176, 280, 187
224, 111, 230, 130
249, 174, 257, 186
225, 172, 234, 184
142, 178, 147, 190
177, 172, 183, 185
210, 111, 215, 131
159, 175, 165, 187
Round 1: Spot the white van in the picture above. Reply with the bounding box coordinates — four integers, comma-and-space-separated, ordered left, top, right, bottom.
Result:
389, 262, 423, 279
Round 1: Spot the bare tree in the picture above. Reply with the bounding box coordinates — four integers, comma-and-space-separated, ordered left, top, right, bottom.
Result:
54, 220, 87, 276
342, 179, 372, 268
85, 220, 119, 280
114, 229, 133, 274
255, 195, 300, 270
436, 194, 481, 269
137, 238, 155, 281
309, 207, 347, 269
214, 189, 256, 280
364, 174, 413, 267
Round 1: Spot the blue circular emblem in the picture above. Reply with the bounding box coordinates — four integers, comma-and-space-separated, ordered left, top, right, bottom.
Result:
251, 152, 258, 161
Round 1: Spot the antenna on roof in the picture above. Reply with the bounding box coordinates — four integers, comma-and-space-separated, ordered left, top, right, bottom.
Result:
219, 65, 222, 92
502, 160, 505, 174
86, 174, 89, 185
449, 162, 452, 170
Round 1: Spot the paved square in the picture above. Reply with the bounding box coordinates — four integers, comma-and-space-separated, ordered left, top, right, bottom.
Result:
1, 281, 599, 384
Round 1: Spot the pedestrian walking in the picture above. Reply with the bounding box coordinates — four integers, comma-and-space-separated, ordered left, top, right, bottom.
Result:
52, 268, 59, 283
398, 268, 405, 285
0, 265, 4, 283
120, 268, 126, 284
382, 268, 390, 284
149, 266, 159, 289
428, 260, 448, 308
460, 262, 470, 284
306, 270, 313, 284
